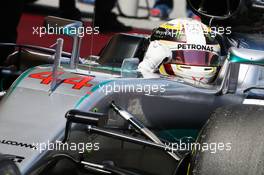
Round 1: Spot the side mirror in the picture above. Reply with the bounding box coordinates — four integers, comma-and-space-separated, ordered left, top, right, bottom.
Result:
229, 47, 264, 66
44, 16, 83, 69
44, 16, 82, 37
221, 47, 264, 94
187, 0, 242, 20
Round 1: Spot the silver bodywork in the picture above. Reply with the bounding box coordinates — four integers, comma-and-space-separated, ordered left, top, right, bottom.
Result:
0, 58, 262, 174
0, 29, 263, 174
0, 66, 106, 174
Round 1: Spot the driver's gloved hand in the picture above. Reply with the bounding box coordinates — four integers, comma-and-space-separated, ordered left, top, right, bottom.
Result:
138, 40, 172, 73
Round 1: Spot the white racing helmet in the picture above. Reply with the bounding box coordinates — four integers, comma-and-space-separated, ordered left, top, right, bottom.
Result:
150, 18, 223, 84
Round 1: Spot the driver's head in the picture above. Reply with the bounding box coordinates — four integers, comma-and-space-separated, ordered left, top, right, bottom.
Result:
150, 18, 224, 84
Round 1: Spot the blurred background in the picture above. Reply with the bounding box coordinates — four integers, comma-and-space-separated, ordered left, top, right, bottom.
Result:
8, 0, 263, 59
15, 0, 188, 57
29, 0, 187, 29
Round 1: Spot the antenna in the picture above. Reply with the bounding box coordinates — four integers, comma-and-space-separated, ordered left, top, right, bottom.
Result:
88, 3, 97, 74
49, 38, 64, 95
68, 22, 83, 69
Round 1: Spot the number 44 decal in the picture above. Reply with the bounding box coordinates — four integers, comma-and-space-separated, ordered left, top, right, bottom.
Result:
29, 71, 94, 90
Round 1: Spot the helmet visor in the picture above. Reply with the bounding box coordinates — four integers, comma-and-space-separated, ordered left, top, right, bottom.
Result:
171, 50, 220, 67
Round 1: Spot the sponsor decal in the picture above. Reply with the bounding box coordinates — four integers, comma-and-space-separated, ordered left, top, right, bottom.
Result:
176, 44, 214, 52
29, 71, 94, 91
171, 43, 220, 54
0, 139, 37, 150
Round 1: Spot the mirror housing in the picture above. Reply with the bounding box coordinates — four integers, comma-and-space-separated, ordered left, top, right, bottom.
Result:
221, 47, 264, 94
44, 16, 82, 37
229, 47, 264, 66
44, 16, 83, 69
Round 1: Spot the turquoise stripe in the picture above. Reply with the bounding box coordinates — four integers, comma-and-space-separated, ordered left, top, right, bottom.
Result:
84, 65, 121, 72
90, 80, 113, 93
75, 80, 113, 108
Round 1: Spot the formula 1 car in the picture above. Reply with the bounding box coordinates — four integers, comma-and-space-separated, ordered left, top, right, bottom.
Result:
0, 0, 264, 175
